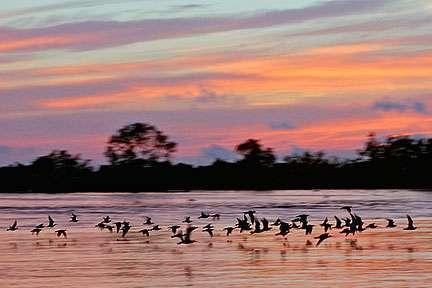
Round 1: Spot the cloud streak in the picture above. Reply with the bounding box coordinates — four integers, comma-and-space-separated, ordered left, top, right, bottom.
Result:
0, 0, 389, 53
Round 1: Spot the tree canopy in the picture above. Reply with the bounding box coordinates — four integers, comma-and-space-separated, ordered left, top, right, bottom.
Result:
104, 123, 177, 166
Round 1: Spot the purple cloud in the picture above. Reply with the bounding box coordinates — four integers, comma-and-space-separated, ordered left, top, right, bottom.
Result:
0, 0, 389, 53
373, 100, 427, 114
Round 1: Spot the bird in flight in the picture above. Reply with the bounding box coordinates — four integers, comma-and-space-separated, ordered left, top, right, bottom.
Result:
55, 229, 67, 238
7, 220, 18, 231
70, 213, 79, 223
404, 214, 417, 230
31, 228, 42, 236
47, 215, 56, 228
315, 233, 332, 247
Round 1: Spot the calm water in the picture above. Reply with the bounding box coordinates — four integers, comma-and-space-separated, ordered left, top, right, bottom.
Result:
0, 190, 431, 287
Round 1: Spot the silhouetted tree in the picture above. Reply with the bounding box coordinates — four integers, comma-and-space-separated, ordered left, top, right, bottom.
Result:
105, 123, 177, 166
235, 139, 276, 167
32, 150, 92, 173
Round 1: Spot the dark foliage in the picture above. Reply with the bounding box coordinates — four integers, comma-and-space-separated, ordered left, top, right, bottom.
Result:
1, 126, 432, 192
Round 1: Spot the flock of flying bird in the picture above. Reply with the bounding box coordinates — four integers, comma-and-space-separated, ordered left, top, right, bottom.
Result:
4, 206, 418, 247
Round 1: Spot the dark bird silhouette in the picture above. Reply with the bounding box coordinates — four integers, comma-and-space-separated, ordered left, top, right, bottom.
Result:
341, 206, 352, 213
294, 214, 309, 229
114, 222, 122, 233
211, 213, 220, 220
386, 218, 397, 228
236, 216, 252, 232
251, 220, 262, 234
35, 223, 44, 229
305, 224, 314, 235
366, 223, 378, 229
404, 214, 416, 230
183, 216, 192, 223
139, 228, 150, 237
95, 222, 105, 230
342, 217, 351, 227
203, 227, 214, 237
198, 212, 210, 219
103, 216, 111, 223
70, 213, 79, 223
203, 223, 214, 230
178, 225, 198, 244
320, 217, 332, 232
55, 229, 67, 238
315, 233, 332, 247
244, 210, 256, 224
47, 215, 56, 228
223, 226, 235, 236
334, 216, 342, 229
168, 225, 181, 234
151, 225, 161, 231
275, 221, 291, 237
121, 223, 131, 237
7, 220, 18, 231
31, 228, 42, 235
261, 218, 271, 231
144, 217, 154, 225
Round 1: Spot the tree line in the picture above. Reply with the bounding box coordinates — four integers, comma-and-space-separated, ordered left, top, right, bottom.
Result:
1, 122, 432, 192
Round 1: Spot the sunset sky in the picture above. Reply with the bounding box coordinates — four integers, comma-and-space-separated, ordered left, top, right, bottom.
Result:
1, 0, 432, 165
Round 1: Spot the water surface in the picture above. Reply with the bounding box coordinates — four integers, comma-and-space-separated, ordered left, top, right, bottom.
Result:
1, 190, 431, 287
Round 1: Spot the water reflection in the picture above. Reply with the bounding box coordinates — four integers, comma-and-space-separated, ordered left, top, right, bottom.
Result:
0, 190, 431, 287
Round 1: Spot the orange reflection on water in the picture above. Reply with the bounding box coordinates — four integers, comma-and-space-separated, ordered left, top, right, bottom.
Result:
0, 219, 431, 288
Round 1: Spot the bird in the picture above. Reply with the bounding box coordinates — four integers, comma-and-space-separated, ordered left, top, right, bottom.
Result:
168, 225, 181, 234
223, 226, 235, 236
341, 206, 352, 213
203, 227, 214, 237
95, 222, 106, 230
315, 233, 332, 247
334, 216, 342, 229
244, 210, 256, 224
365, 223, 378, 229
47, 216, 56, 228
143, 217, 153, 225
404, 214, 416, 230
236, 216, 252, 232
103, 216, 111, 223
198, 212, 210, 219
250, 220, 262, 234
320, 217, 332, 232
261, 218, 271, 231
203, 223, 214, 230
151, 225, 161, 231
55, 229, 67, 238
70, 213, 79, 223
178, 225, 197, 244
7, 220, 18, 231
139, 228, 150, 237
114, 222, 122, 233
275, 221, 291, 237
305, 224, 314, 235
183, 216, 192, 223
386, 218, 397, 228
211, 214, 220, 220
31, 228, 42, 235
121, 223, 131, 237
35, 223, 44, 229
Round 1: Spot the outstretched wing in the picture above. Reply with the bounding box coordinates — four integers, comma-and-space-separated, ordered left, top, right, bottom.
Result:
407, 214, 414, 226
